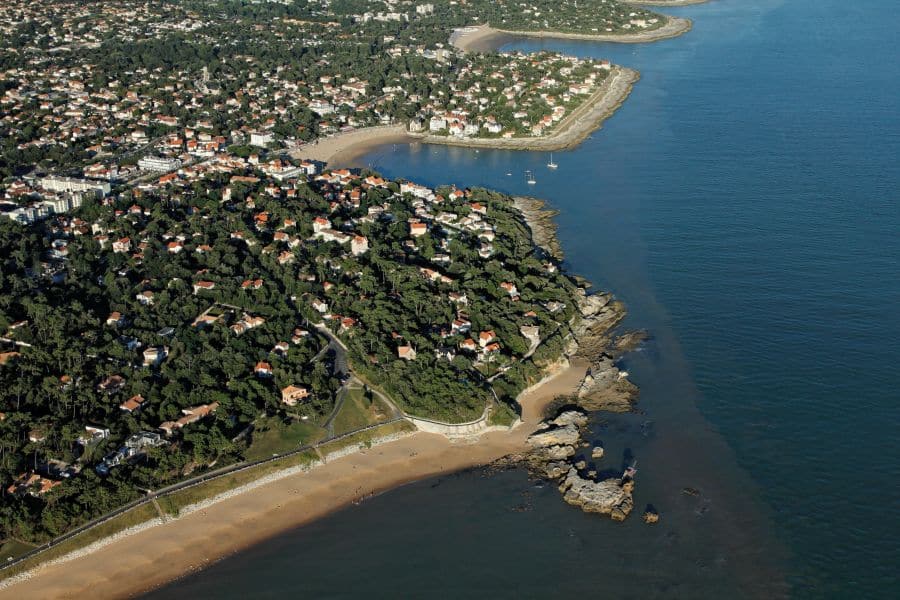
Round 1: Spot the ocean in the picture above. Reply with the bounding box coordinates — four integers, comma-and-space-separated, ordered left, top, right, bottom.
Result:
147, 0, 900, 597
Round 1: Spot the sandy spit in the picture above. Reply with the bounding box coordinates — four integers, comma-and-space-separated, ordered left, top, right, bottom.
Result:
0, 359, 588, 600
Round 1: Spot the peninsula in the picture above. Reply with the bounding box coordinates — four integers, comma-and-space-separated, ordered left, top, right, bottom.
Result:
0, 0, 693, 593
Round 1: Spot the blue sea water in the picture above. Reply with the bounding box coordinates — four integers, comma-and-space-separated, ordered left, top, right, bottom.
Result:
148, 0, 899, 597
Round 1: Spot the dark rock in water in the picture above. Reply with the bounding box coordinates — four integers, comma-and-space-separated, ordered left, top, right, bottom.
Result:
682, 486, 701, 497
559, 467, 634, 520
612, 330, 649, 357
549, 410, 589, 428
527, 424, 580, 448
523, 407, 637, 521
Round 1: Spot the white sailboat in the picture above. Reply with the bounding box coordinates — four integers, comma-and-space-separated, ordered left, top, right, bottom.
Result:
547, 153, 558, 169
525, 170, 536, 185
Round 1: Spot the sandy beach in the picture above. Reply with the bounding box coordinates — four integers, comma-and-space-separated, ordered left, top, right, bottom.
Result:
0, 359, 589, 600
452, 17, 693, 53
289, 125, 413, 167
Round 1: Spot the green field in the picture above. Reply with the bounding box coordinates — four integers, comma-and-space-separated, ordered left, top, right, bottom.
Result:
244, 418, 326, 461
0, 538, 36, 563
331, 387, 392, 436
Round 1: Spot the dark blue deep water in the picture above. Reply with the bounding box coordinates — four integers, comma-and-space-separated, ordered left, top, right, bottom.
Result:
149, 0, 899, 597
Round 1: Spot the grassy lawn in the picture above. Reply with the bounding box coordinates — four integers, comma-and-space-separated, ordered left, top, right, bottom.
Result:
331, 387, 391, 436
487, 401, 519, 427
157, 449, 321, 517
244, 417, 326, 462
0, 538, 36, 563
0, 502, 160, 582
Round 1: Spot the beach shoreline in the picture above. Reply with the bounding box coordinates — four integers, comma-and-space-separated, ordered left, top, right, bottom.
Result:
289, 125, 414, 168
0, 356, 589, 599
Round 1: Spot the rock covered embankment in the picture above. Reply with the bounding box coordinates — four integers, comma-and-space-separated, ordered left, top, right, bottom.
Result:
525, 409, 635, 521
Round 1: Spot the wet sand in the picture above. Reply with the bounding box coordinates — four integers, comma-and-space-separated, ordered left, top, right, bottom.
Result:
0, 360, 589, 600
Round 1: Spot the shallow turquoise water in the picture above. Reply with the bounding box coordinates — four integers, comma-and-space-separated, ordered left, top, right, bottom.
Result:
148, 0, 900, 597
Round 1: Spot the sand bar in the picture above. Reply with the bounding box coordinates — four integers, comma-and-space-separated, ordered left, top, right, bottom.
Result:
0, 359, 588, 600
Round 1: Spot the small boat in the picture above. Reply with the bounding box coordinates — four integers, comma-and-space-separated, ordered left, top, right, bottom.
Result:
525, 170, 536, 185
547, 153, 558, 169
506, 172, 512, 176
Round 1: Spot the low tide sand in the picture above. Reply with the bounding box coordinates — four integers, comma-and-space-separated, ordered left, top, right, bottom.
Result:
1, 360, 589, 600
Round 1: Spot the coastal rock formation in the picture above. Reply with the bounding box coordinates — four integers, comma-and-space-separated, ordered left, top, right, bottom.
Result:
522, 408, 637, 522
527, 424, 580, 448
560, 468, 634, 521
550, 410, 589, 428
575, 358, 639, 412
643, 510, 660, 524
513, 197, 563, 259
543, 444, 577, 461
612, 330, 649, 357
556, 290, 643, 413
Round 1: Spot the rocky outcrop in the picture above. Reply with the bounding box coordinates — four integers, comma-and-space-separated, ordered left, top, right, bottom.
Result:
550, 410, 589, 428
527, 424, 580, 448
559, 291, 643, 413
575, 356, 639, 412
612, 330, 649, 357
513, 196, 563, 260
559, 468, 634, 521
521, 407, 639, 522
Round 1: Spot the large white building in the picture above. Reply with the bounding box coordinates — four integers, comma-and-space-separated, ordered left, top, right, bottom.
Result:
0, 194, 83, 225
39, 176, 110, 196
249, 131, 274, 147
138, 156, 182, 172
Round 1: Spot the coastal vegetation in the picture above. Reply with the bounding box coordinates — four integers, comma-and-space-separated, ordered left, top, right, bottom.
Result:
0, 161, 586, 547
0, 0, 664, 579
